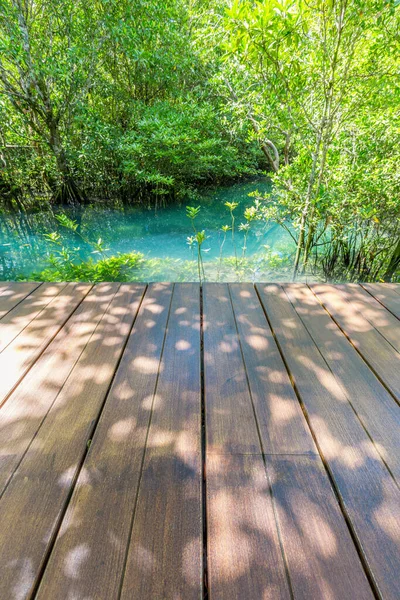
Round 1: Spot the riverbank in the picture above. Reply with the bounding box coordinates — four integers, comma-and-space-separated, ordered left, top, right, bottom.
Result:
1, 179, 298, 282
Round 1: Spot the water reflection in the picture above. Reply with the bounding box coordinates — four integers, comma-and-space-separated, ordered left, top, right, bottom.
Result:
0, 180, 296, 279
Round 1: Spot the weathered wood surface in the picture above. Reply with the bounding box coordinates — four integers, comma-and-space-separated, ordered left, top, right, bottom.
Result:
0, 282, 399, 600
311, 283, 400, 403
119, 285, 202, 600
230, 283, 374, 600
257, 283, 400, 600
0, 284, 144, 599
334, 283, 400, 352
206, 453, 291, 600
203, 283, 261, 455
229, 283, 317, 456
0, 283, 117, 494
361, 282, 400, 318
0, 282, 91, 406
0, 282, 41, 319
283, 283, 400, 484
266, 456, 374, 600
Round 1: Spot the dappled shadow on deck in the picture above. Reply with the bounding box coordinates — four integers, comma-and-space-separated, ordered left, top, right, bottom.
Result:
0, 282, 399, 599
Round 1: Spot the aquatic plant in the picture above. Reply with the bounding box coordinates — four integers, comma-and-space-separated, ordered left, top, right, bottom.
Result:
186, 206, 206, 282
34, 213, 142, 281
224, 201, 239, 270
218, 225, 231, 281
31, 253, 143, 282
186, 235, 196, 260
49, 214, 109, 257
238, 205, 258, 261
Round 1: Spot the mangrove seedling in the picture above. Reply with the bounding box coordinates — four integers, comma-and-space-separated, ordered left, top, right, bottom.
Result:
239, 222, 250, 259
224, 201, 239, 269
186, 206, 206, 282
186, 205, 201, 234
218, 224, 231, 281
239, 206, 257, 260
186, 235, 196, 259
195, 230, 207, 282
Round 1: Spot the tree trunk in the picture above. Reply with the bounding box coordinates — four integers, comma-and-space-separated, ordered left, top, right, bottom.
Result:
293, 132, 323, 279
48, 121, 87, 205
383, 237, 400, 281
260, 140, 279, 173
293, 218, 306, 279
302, 219, 315, 272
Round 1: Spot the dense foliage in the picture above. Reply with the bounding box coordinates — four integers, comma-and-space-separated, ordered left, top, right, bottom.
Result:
1, 0, 399, 281
0, 0, 260, 207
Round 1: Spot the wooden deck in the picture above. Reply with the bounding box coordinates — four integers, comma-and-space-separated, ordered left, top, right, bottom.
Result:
0, 281, 399, 600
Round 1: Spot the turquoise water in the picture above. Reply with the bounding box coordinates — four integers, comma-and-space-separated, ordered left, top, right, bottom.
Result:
0, 179, 296, 280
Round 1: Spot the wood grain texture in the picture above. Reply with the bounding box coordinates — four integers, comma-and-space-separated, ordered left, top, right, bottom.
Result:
120, 451, 202, 600
311, 283, 400, 402
361, 283, 400, 318
335, 283, 400, 352
204, 285, 292, 598
0, 284, 127, 496
145, 283, 201, 455
383, 283, 400, 296
1, 282, 399, 598
232, 282, 374, 599
36, 283, 173, 600
257, 283, 400, 600
207, 453, 291, 600
267, 456, 374, 600
0, 284, 144, 600
0, 282, 65, 352
0, 282, 41, 320
229, 283, 317, 456
0, 282, 91, 406
284, 283, 400, 484
203, 283, 261, 454
120, 283, 202, 599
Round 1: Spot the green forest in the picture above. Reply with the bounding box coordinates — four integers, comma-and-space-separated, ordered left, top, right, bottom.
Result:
0, 0, 399, 282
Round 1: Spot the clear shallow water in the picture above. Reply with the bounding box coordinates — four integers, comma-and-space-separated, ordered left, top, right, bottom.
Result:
0, 179, 296, 280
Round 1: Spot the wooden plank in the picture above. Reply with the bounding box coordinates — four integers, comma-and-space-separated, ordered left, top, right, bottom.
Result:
35, 283, 173, 600
0, 283, 13, 305
336, 284, 400, 353
0, 284, 145, 600
0, 283, 121, 495
0, 282, 65, 352
120, 283, 202, 599
257, 283, 400, 600
284, 283, 400, 484
267, 456, 374, 600
229, 283, 317, 456
203, 284, 291, 599
361, 283, 400, 318
120, 453, 202, 600
143, 283, 201, 455
230, 284, 374, 599
384, 283, 400, 296
0, 282, 91, 406
207, 453, 291, 600
203, 282, 261, 454
311, 283, 400, 403
0, 282, 41, 319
